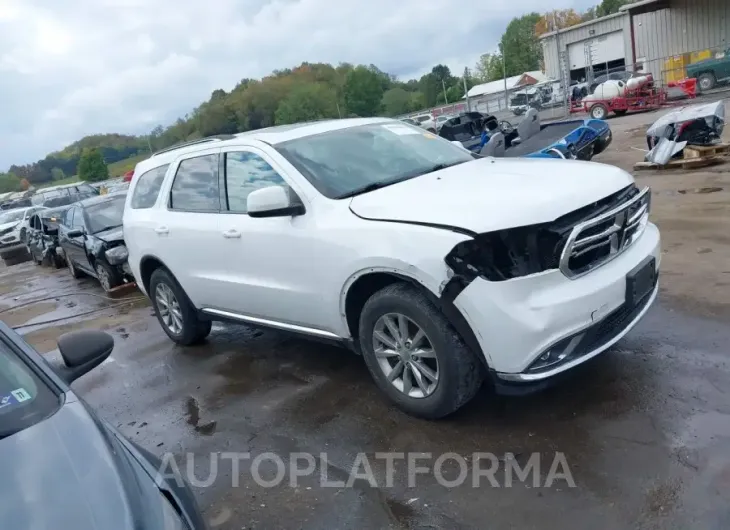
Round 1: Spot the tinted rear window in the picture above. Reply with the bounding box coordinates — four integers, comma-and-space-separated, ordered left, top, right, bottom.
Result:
131, 164, 169, 209
169, 155, 220, 211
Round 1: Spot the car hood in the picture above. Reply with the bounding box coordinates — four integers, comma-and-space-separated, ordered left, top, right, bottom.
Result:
94, 227, 125, 243
0, 400, 166, 530
0, 221, 19, 232
349, 157, 634, 233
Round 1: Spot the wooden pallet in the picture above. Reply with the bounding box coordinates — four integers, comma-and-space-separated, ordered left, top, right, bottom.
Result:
634, 156, 724, 171
683, 143, 730, 159
634, 142, 730, 171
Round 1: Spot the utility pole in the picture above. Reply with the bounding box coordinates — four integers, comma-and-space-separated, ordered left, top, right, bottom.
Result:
501, 43, 509, 111
442, 78, 449, 104
553, 12, 568, 117
463, 67, 471, 111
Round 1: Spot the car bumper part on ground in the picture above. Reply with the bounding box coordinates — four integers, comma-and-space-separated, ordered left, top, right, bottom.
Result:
453, 222, 661, 383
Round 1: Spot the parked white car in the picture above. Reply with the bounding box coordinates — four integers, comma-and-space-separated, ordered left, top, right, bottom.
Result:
123, 118, 660, 419
0, 206, 46, 255
412, 114, 437, 133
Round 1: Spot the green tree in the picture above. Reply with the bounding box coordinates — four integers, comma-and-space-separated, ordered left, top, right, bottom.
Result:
274, 83, 339, 125
596, 0, 630, 17
50, 167, 66, 181
77, 148, 109, 182
474, 53, 506, 82
381, 87, 414, 116
0, 173, 21, 193
500, 13, 542, 76
344, 66, 385, 117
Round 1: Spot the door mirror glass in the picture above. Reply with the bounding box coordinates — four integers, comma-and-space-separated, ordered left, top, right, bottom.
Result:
247, 186, 304, 218
55, 330, 114, 383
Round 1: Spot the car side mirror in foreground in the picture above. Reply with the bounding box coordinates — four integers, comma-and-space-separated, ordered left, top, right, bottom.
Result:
66, 229, 84, 238
55, 330, 114, 383
247, 185, 305, 218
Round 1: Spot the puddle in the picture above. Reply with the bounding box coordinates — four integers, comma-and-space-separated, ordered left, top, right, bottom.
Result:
0, 302, 58, 328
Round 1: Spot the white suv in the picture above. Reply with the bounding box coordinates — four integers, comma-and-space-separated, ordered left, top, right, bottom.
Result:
123, 118, 660, 419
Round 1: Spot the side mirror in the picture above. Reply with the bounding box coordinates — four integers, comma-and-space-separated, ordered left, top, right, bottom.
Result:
247, 186, 305, 218
66, 228, 84, 238
55, 330, 114, 383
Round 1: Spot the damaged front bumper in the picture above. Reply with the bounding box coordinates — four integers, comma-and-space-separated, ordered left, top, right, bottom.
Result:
449, 222, 660, 388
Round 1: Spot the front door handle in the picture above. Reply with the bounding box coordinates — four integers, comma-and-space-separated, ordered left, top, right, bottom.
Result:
154, 226, 169, 235
222, 229, 241, 239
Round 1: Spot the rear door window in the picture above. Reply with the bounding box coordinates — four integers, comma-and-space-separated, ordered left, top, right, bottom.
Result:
130, 165, 170, 209
169, 155, 220, 212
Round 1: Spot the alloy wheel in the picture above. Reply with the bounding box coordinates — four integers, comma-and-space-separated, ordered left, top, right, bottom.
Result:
155, 283, 183, 335
372, 313, 439, 398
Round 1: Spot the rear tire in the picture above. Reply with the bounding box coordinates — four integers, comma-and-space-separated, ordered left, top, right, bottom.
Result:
590, 103, 609, 120
149, 268, 212, 346
358, 283, 483, 419
698, 72, 717, 92
67, 257, 83, 279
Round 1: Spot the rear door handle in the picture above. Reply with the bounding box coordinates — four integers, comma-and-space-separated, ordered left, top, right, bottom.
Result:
222, 229, 241, 239
154, 226, 169, 235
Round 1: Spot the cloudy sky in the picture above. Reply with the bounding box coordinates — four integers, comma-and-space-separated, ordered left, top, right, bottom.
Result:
0, 0, 596, 169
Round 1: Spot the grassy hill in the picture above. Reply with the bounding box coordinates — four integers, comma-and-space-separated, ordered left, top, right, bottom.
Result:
108, 153, 149, 177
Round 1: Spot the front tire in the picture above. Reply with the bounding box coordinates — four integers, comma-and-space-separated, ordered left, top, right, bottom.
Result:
149, 268, 212, 346
95, 260, 122, 293
358, 283, 483, 419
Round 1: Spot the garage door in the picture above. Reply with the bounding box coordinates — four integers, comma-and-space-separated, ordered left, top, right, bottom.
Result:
568, 31, 626, 70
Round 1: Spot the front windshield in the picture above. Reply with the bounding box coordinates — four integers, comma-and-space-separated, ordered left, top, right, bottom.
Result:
0, 209, 27, 224
85, 196, 125, 233
0, 338, 60, 440
276, 123, 474, 198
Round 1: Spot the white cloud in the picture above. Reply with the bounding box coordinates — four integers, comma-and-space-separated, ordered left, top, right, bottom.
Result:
0, 0, 595, 168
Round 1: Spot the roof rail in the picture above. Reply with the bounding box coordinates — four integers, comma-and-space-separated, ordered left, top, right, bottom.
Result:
151, 134, 236, 157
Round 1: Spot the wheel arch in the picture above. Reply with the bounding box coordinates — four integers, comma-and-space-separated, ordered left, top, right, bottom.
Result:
340, 266, 487, 365
139, 254, 175, 296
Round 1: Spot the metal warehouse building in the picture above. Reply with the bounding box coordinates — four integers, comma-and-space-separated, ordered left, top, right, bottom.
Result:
540, 0, 730, 85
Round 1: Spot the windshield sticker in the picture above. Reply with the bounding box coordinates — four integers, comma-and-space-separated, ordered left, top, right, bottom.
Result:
10, 388, 31, 402
382, 124, 421, 136
0, 394, 20, 410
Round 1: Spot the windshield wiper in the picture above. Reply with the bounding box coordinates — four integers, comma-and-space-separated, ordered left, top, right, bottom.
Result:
337, 176, 415, 199
413, 160, 468, 177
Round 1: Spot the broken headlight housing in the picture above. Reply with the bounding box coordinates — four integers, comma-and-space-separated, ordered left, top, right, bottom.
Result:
444, 185, 641, 282
444, 225, 567, 282
105, 245, 129, 265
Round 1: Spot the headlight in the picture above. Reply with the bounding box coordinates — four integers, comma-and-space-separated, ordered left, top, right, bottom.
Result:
445, 226, 565, 282
160, 493, 188, 530
105, 245, 129, 265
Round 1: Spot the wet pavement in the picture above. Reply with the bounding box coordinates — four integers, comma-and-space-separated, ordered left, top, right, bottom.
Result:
2, 262, 730, 529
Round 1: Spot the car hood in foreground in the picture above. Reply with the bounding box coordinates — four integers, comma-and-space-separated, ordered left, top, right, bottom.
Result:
0, 221, 19, 232
349, 157, 634, 233
0, 400, 168, 530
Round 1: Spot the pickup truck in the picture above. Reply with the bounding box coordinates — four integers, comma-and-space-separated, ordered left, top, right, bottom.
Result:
686, 49, 730, 92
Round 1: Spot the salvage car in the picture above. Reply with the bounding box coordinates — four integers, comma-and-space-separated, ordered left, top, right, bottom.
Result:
439, 110, 612, 161
26, 206, 70, 268
30, 182, 99, 208
58, 192, 133, 292
124, 118, 660, 419
0, 321, 207, 530
686, 48, 730, 92
0, 207, 41, 265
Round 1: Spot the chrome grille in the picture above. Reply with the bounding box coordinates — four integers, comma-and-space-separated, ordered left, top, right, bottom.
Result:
560, 187, 651, 279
